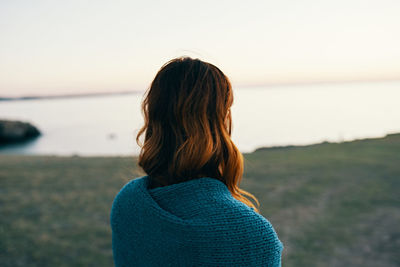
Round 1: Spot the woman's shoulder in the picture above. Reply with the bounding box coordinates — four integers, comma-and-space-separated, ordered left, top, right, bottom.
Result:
113, 176, 146, 199
197, 198, 284, 265
221, 197, 284, 249
110, 177, 146, 223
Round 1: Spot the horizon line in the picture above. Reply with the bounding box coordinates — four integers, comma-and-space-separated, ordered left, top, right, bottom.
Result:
1, 77, 399, 101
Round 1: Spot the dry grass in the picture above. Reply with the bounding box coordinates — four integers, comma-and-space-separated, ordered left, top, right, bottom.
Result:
1, 133, 399, 266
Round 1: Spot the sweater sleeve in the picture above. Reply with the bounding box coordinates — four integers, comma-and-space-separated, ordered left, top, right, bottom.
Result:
262, 220, 283, 267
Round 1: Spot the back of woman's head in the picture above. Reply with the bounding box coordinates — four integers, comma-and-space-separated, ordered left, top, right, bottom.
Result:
137, 57, 260, 212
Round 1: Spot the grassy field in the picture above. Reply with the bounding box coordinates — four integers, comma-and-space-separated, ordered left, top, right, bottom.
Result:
1, 133, 399, 266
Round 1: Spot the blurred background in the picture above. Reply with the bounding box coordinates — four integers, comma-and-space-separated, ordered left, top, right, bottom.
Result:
1, 1, 399, 266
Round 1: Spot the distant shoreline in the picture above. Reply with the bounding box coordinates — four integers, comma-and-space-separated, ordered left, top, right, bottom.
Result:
0, 90, 141, 102
2, 78, 400, 102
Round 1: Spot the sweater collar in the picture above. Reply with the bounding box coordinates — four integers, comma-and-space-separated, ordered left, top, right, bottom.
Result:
147, 176, 229, 196
140, 176, 232, 220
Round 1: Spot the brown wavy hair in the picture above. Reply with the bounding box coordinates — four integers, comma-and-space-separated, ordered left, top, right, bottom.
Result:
136, 57, 260, 213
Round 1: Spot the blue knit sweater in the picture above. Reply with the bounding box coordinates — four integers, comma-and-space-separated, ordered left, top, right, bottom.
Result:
110, 176, 283, 266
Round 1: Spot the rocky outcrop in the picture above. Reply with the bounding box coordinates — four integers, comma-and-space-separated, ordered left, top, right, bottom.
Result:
0, 120, 41, 145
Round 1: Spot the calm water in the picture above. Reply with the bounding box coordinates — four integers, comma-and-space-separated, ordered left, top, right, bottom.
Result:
1, 81, 399, 156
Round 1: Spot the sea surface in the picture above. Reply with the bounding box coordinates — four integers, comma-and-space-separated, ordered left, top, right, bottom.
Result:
1, 81, 399, 156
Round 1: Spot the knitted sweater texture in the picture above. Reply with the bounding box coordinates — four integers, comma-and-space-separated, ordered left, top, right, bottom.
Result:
110, 176, 283, 266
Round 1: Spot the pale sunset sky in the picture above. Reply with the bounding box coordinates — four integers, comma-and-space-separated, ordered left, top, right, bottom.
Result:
1, 0, 399, 97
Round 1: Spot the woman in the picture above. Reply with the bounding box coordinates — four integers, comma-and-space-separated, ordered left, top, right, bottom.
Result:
110, 57, 283, 266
